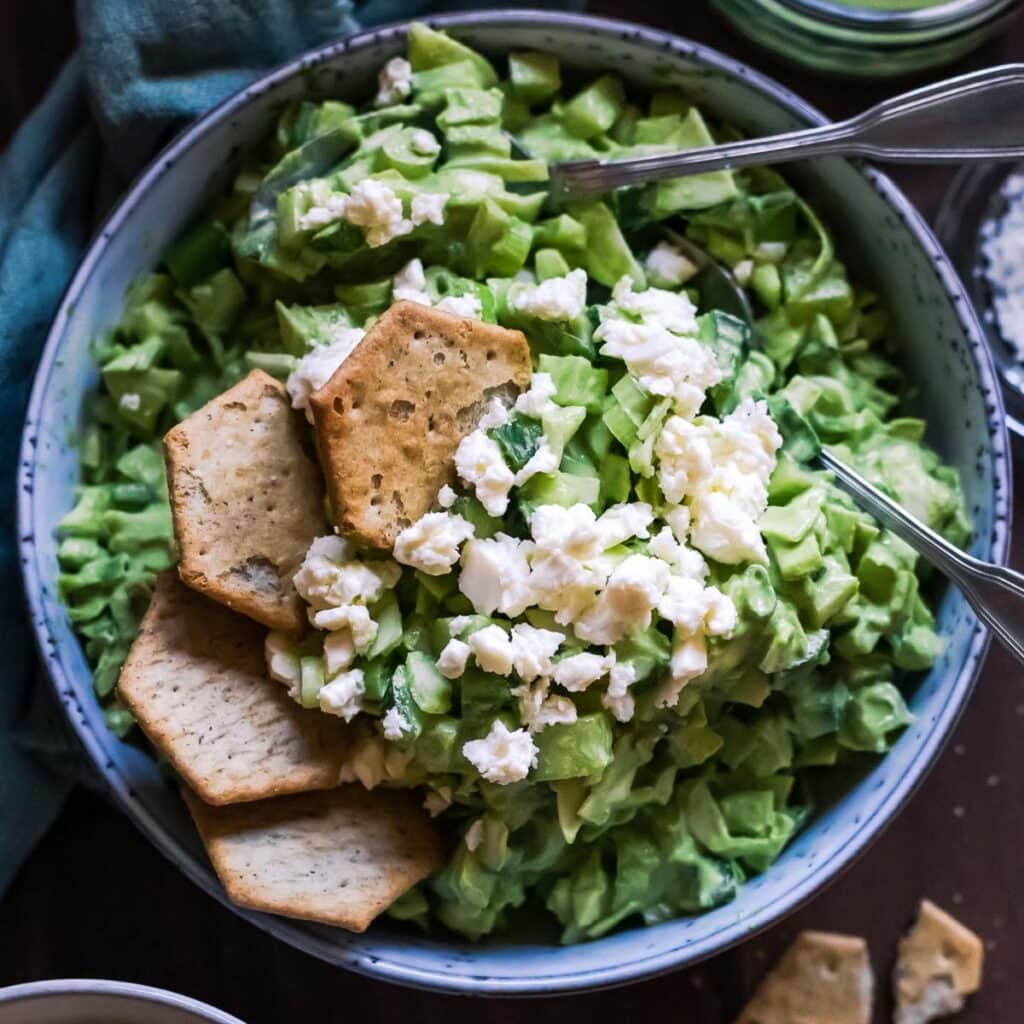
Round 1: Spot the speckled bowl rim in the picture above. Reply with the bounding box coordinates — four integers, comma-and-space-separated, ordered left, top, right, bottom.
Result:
0, 979, 244, 1023
17, 9, 1011, 997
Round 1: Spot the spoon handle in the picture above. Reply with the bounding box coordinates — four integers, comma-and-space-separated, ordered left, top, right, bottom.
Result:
552, 65, 1024, 197
820, 449, 1024, 665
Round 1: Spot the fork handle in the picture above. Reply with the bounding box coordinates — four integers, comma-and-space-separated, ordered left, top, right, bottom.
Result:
552, 65, 1024, 197
821, 450, 1024, 666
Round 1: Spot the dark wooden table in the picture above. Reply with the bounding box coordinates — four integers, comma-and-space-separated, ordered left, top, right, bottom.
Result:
2, 3, 1022, 1021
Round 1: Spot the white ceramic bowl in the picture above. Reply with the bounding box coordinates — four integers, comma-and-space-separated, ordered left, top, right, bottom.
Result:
0, 980, 242, 1024
18, 10, 1010, 996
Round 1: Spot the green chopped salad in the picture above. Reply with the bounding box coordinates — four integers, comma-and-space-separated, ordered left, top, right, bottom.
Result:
58, 24, 970, 941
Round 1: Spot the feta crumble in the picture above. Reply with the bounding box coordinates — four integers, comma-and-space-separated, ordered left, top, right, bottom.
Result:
552, 650, 615, 692
644, 241, 697, 288
264, 631, 301, 696
119, 392, 141, 412
375, 56, 413, 107
393, 511, 475, 575
459, 534, 536, 617
603, 661, 638, 723
292, 535, 400, 652
511, 268, 588, 321
382, 707, 411, 741
468, 624, 515, 675
511, 679, 577, 733
343, 179, 413, 248
462, 719, 538, 785
438, 637, 472, 680
454, 429, 514, 517
286, 328, 365, 414
319, 668, 365, 722
434, 292, 482, 319
437, 484, 458, 509
410, 191, 449, 227
609, 275, 699, 335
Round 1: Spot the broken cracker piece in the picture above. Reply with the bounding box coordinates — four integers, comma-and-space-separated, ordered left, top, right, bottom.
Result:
165, 368, 326, 634
734, 931, 873, 1024
183, 784, 443, 932
310, 301, 531, 549
894, 900, 984, 1024
118, 573, 348, 805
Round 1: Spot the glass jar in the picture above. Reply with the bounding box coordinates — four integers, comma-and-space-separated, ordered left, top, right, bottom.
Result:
709, 0, 1023, 77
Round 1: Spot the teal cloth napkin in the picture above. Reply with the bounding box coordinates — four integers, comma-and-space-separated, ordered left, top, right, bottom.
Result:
0, 0, 579, 896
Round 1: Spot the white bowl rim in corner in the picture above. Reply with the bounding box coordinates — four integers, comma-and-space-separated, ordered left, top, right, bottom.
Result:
0, 979, 245, 1023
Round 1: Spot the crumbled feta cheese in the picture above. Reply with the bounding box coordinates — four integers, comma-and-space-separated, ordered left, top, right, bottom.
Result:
552, 650, 615, 692
449, 615, 473, 636
119, 392, 141, 412
689, 486, 768, 565
382, 707, 411, 741
509, 623, 563, 682
478, 397, 511, 430
665, 505, 692, 543
514, 372, 559, 418
286, 328, 365, 413
644, 241, 697, 288
392, 258, 431, 305
410, 191, 449, 227
656, 415, 714, 505
511, 679, 577, 732
462, 719, 538, 785
596, 319, 722, 417
434, 292, 482, 319
573, 554, 671, 644
513, 439, 560, 487
755, 241, 787, 262
265, 631, 301, 696
438, 484, 458, 509
438, 638, 471, 680
375, 56, 413, 106
530, 503, 603, 560
459, 534, 536, 617
658, 574, 712, 632
294, 535, 400, 650
423, 786, 453, 817
309, 604, 378, 648
464, 817, 485, 852
512, 268, 588, 321
410, 129, 440, 156
648, 526, 707, 581
343, 179, 412, 247
527, 525, 610, 625
733, 259, 754, 286
596, 502, 654, 549
454, 429, 514, 517
296, 179, 348, 231
393, 511, 474, 576
323, 629, 356, 676
468, 624, 515, 675
609, 276, 699, 335
603, 661, 638, 723
319, 668, 365, 722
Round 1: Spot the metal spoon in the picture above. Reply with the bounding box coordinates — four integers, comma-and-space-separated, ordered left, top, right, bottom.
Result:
552, 65, 1024, 197
673, 233, 1024, 666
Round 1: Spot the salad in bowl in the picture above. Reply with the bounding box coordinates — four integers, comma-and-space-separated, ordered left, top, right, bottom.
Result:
41, 17, 985, 970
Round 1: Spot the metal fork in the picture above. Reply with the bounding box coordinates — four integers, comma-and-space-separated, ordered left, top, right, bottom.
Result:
551, 65, 1024, 197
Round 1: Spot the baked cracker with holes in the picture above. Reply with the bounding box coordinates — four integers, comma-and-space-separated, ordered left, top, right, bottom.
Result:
894, 899, 984, 1024
309, 301, 531, 549
183, 784, 443, 932
164, 368, 327, 635
734, 930, 873, 1024
118, 573, 349, 805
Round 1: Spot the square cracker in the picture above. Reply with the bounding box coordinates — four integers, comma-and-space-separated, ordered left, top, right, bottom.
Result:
183, 785, 443, 932
310, 301, 531, 549
734, 931, 873, 1024
894, 900, 984, 1024
118, 573, 349, 805
164, 368, 326, 635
